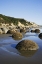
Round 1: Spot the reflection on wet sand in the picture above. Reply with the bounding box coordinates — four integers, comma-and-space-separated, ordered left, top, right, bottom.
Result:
24, 32, 39, 38
12, 37, 22, 40
17, 50, 37, 57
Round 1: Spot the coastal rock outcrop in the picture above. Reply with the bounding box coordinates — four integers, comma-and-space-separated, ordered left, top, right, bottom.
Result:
16, 40, 39, 50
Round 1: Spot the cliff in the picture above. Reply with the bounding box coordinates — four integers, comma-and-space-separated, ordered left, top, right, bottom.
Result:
0, 14, 38, 28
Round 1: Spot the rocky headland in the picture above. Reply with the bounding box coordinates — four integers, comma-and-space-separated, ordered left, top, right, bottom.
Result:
0, 14, 39, 34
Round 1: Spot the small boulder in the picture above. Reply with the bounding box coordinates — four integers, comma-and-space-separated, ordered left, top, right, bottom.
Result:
35, 29, 40, 33
16, 40, 39, 50
12, 32, 23, 40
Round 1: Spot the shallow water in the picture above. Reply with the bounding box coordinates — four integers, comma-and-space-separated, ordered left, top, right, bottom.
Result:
0, 30, 42, 64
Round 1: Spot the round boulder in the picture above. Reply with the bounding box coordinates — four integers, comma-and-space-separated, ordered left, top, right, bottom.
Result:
12, 32, 23, 40
38, 33, 42, 39
16, 40, 39, 50
35, 29, 40, 33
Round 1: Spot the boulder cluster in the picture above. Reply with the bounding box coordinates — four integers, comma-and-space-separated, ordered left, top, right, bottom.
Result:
0, 25, 41, 52
31, 29, 40, 33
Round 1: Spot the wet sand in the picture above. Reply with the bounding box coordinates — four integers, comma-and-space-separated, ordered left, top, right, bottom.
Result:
0, 34, 42, 64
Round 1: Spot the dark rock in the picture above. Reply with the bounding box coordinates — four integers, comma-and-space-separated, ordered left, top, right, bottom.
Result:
38, 33, 42, 39
31, 30, 35, 32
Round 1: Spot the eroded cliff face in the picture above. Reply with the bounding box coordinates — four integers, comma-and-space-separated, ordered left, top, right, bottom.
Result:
0, 14, 38, 28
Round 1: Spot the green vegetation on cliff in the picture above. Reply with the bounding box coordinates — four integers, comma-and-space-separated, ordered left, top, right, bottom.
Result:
0, 14, 32, 26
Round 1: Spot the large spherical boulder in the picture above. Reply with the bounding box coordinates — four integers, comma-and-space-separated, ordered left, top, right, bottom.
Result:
35, 29, 40, 33
38, 33, 42, 39
16, 40, 39, 50
12, 32, 23, 40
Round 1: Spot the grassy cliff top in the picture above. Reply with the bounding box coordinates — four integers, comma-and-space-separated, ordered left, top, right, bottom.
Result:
0, 14, 32, 26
